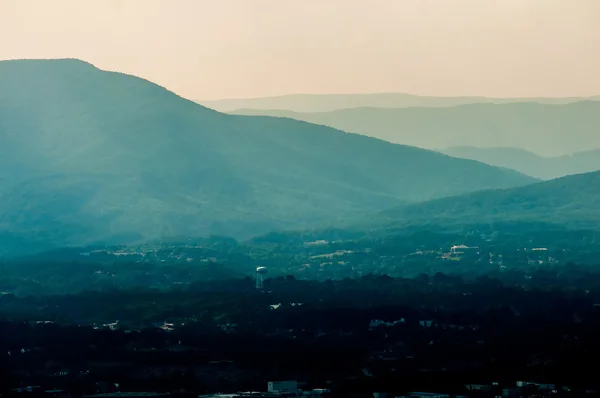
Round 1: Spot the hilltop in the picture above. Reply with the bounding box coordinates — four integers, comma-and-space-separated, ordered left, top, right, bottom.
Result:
372, 170, 600, 231
0, 59, 535, 254
231, 102, 600, 157
441, 146, 600, 180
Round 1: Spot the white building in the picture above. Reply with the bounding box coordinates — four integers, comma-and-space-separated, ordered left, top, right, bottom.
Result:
516, 381, 555, 390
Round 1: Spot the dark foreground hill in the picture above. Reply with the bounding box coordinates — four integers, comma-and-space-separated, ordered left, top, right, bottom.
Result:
372, 170, 600, 230
441, 146, 600, 180
231, 102, 600, 156
0, 59, 534, 254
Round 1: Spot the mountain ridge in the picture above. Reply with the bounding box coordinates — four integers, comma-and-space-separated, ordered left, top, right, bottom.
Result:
441, 146, 600, 180
0, 59, 536, 254
369, 170, 600, 231
199, 92, 600, 113
231, 102, 600, 157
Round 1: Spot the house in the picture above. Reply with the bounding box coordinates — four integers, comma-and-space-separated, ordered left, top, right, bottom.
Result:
158, 322, 175, 332
451, 245, 479, 253
84, 393, 170, 398
102, 321, 120, 331
465, 385, 494, 393
419, 320, 434, 328
515, 381, 555, 391
369, 319, 405, 329
304, 240, 328, 246
13, 386, 41, 393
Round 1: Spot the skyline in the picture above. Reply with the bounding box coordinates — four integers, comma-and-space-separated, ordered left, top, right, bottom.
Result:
1, 0, 599, 100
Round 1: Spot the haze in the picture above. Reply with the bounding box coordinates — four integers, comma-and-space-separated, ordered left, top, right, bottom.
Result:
1, 0, 599, 100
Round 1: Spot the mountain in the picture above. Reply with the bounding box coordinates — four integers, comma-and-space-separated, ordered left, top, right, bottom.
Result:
198, 93, 600, 113
231, 102, 600, 157
373, 170, 600, 230
441, 146, 600, 180
0, 59, 536, 254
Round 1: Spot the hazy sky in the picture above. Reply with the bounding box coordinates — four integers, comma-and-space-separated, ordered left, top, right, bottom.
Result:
1, 0, 599, 100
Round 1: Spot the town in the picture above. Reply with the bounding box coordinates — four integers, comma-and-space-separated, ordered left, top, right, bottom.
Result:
5, 224, 599, 297
3, 260, 600, 397
3, 229, 600, 396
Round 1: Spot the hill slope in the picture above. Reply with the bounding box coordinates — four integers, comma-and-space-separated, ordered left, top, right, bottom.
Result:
0, 59, 535, 253
231, 102, 600, 157
441, 146, 600, 180
372, 170, 600, 230
199, 93, 599, 113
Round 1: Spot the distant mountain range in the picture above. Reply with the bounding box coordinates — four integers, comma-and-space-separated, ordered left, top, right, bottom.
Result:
441, 147, 600, 180
372, 170, 600, 231
198, 93, 600, 113
231, 102, 600, 157
0, 59, 535, 254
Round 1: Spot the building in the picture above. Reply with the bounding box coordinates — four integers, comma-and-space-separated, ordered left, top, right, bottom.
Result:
84, 394, 171, 398
268, 381, 299, 394
516, 381, 555, 390
450, 245, 479, 253
465, 385, 493, 392
402, 393, 467, 398
373, 393, 389, 398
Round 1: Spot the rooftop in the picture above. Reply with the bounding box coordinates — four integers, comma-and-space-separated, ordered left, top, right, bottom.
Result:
84, 393, 170, 398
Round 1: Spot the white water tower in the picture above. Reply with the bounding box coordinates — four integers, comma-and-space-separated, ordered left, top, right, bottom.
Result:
256, 266, 268, 289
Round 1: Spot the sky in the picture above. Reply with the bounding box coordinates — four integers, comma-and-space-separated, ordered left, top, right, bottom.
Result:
1, 0, 599, 100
